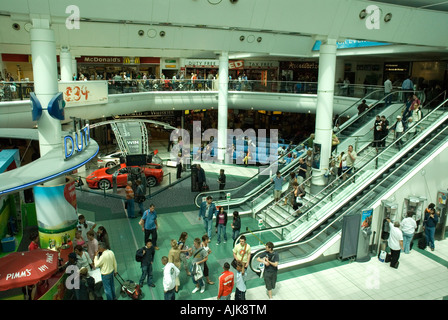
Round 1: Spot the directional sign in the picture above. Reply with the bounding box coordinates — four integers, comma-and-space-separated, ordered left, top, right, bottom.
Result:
30, 92, 42, 121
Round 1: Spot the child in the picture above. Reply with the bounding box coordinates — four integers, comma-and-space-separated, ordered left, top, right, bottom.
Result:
74, 230, 86, 247
234, 261, 247, 300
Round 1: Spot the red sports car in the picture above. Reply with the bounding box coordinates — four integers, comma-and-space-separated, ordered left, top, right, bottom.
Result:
86, 163, 163, 189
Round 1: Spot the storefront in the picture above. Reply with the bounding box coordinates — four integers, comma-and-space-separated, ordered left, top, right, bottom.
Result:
76, 56, 160, 80
1, 53, 34, 81
383, 61, 411, 86
279, 60, 318, 82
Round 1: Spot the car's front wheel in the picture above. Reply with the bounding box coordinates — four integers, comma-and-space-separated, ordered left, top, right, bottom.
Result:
105, 161, 115, 168
146, 176, 157, 188
98, 179, 111, 190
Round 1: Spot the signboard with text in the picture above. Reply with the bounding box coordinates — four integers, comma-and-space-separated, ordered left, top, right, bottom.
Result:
58, 81, 108, 107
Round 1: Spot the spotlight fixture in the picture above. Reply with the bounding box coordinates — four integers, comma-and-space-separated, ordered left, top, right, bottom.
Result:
230, 0, 238, 3
257, 37, 262, 42
239, 35, 245, 41
12, 23, 20, 30
160, 31, 166, 37
138, 30, 144, 36
384, 13, 392, 22
359, 9, 367, 19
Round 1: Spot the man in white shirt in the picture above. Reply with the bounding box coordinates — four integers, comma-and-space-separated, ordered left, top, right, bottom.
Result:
384, 77, 393, 106
161, 256, 180, 300
94, 242, 118, 300
391, 115, 405, 150
386, 219, 403, 269
401, 212, 417, 254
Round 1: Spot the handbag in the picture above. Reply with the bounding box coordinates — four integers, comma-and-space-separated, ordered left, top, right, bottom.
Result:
192, 263, 203, 281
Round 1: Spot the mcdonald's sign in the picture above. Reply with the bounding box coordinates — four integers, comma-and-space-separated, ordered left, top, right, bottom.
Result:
123, 57, 140, 64
123, 57, 131, 64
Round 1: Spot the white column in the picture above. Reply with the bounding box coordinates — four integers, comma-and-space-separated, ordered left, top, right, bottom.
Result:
30, 19, 64, 185
60, 46, 72, 82
71, 58, 77, 80
311, 38, 337, 193
217, 51, 229, 163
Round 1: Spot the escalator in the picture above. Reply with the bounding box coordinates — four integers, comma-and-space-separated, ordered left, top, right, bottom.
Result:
247, 96, 448, 273
192, 89, 424, 220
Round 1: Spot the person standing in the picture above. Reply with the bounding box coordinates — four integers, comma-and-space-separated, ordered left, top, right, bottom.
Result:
191, 237, 208, 294
94, 242, 118, 300
178, 232, 192, 276
134, 179, 146, 216
271, 171, 285, 202
168, 239, 182, 292
217, 262, 234, 300
423, 203, 440, 251
77, 214, 97, 241
215, 207, 228, 245
296, 158, 307, 185
379, 115, 389, 148
176, 155, 182, 180
234, 261, 247, 300
401, 212, 417, 254
232, 235, 251, 270
256, 241, 279, 299
196, 164, 206, 190
125, 181, 136, 219
386, 219, 403, 269
342, 145, 357, 181
161, 256, 180, 300
401, 76, 414, 102
217, 169, 226, 199
231, 211, 241, 241
138, 239, 155, 288
384, 77, 393, 106
357, 99, 369, 115
198, 196, 218, 240
372, 115, 382, 149
391, 115, 405, 150
139, 204, 159, 250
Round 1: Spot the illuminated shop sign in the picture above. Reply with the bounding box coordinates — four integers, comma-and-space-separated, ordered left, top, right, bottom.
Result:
63, 119, 90, 160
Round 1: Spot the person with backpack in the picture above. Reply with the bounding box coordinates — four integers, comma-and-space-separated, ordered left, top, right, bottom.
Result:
137, 239, 156, 288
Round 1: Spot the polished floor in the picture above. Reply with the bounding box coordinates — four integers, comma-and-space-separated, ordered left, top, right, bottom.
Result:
77, 181, 448, 302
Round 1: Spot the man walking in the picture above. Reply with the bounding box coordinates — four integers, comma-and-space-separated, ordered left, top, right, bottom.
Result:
138, 239, 155, 288
271, 171, 285, 202
94, 242, 118, 300
217, 169, 226, 199
139, 204, 159, 250
256, 242, 279, 299
198, 196, 218, 240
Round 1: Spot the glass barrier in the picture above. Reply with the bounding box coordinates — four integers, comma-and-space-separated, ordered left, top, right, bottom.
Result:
235, 92, 447, 251
0, 79, 397, 101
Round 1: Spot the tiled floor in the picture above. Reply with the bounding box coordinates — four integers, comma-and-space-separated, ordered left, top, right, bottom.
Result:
78, 188, 448, 301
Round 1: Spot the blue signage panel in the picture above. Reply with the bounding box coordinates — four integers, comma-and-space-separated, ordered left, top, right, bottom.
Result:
47, 92, 66, 120
312, 39, 391, 51
30, 92, 42, 121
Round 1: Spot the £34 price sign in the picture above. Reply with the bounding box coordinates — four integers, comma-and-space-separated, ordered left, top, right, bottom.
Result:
64, 85, 90, 102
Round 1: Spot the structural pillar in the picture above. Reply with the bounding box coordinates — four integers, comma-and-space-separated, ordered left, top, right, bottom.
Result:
311, 38, 337, 194
60, 46, 72, 82
72, 58, 77, 80
31, 19, 77, 250
217, 51, 229, 163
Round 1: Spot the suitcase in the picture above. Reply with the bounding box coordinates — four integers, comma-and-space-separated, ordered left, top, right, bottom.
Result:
418, 235, 427, 249
114, 273, 143, 300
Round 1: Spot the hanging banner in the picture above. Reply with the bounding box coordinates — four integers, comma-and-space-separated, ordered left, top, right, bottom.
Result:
33, 177, 78, 249
361, 208, 373, 230
58, 81, 108, 107
113, 121, 144, 155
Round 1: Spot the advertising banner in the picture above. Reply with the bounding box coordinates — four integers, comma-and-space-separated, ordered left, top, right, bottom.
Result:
33, 178, 78, 248
59, 81, 108, 107
114, 121, 144, 155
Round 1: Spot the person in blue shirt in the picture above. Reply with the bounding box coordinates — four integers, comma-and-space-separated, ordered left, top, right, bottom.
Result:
139, 204, 159, 250
198, 196, 218, 240
270, 171, 285, 202
423, 203, 440, 251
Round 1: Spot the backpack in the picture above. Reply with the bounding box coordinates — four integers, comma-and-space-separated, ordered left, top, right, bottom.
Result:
135, 247, 144, 262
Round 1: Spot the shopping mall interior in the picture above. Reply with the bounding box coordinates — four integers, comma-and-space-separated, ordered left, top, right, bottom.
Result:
0, 0, 447, 307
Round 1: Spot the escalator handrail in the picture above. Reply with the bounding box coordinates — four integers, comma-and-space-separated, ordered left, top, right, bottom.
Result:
249, 110, 448, 273
235, 95, 448, 250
